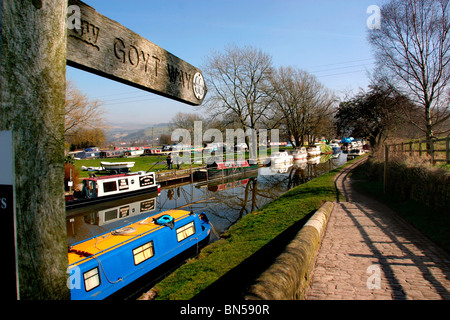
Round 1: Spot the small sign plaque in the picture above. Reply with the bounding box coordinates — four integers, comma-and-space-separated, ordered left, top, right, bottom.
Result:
0, 131, 18, 299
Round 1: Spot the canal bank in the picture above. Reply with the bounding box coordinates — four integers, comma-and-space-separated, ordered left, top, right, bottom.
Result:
145, 156, 364, 300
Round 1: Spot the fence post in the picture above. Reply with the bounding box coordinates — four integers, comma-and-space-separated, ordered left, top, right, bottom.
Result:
431, 139, 435, 165
384, 145, 389, 194
446, 136, 450, 164
419, 139, 422, 157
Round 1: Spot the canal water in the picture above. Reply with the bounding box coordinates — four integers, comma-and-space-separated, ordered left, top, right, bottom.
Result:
67, 153, 348, 246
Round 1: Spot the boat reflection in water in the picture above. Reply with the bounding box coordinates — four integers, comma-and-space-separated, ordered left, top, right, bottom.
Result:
67, 191, 161, 245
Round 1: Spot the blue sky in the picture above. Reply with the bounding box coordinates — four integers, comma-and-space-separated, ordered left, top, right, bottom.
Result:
67, 0, 383, 127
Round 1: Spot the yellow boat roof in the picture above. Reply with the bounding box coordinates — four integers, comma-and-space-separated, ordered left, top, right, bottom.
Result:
68, 210, 192, 267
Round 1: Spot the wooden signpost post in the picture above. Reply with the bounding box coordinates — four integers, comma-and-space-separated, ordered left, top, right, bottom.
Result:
0, 1, 68, 300
67, 0, 207, 105
0, 0, 206, 299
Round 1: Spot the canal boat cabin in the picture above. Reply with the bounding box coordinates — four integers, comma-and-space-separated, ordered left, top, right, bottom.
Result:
67, 209, 211, 300
269, 151, 294, 165
66, 171, 160, 210
307, 145, 322, 157
292, 147, 307, 160
347, 148, 366, 159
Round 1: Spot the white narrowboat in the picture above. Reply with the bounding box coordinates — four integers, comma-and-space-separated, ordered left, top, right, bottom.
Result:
66, 171, 160, 210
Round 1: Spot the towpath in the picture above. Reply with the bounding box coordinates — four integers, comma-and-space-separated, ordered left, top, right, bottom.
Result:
305, 157, 450, 300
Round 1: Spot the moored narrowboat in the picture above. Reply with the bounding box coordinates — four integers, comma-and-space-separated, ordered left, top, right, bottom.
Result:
196, 160, 259, 179
66, 171, 160, 210
269, 151, 294, 165
67, 209, 211, 300
100, 161, 135, 173
307, 145, 321, 157
347, 148, 366, 159
292, 147, 307, 160
328, 143, 341, 154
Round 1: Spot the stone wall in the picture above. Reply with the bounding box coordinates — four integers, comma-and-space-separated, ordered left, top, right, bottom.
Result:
245, 202, 334, 300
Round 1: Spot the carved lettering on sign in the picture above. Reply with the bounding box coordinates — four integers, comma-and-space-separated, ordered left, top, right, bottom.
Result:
167, 65, 192, 89
114, 37, 160, 78
152, 56, 160, 77
70, 19, 100, 50
114, 38, 126, 63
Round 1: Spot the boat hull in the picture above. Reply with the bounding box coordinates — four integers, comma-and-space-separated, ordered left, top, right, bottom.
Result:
270, 158, 293, 165
307, 151, 321, 157
269, 152, 294, 166
347, 149, 365, 159
66, 184, 160, 211
101, 162, 135, 170
196, 165, 259, 179
293, 154, 307, 161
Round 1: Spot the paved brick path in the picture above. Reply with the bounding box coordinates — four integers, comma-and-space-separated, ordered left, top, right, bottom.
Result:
306, 158, 450, 300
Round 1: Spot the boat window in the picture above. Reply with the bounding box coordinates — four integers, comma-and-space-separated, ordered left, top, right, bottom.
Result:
133, 241, 155, 265
84, 267, 100, 292
119, 206, 130, 218
104, 209, 118, 222
139, 175, 154, 187
103, 181, 117, 193
140, 199, 155, 212
176, 221, 196, 242
118, 178, 129, 191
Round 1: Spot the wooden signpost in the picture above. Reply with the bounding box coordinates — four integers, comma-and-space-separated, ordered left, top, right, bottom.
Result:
0, 1, 69, 299
67, 0, 207, 106
1, 0, 206, 299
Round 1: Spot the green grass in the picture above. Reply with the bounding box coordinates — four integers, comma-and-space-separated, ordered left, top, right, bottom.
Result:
438, 163, 450, 171
152, 158, 359, 300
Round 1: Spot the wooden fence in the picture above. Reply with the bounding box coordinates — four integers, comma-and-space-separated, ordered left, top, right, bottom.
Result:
384, 135, 450, 165
383, 135, 449, 194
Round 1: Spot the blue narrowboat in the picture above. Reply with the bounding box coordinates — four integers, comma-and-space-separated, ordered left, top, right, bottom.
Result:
67, 209, 211, 300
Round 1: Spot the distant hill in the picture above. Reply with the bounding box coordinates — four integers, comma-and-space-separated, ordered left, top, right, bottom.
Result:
105, 122, 170, 146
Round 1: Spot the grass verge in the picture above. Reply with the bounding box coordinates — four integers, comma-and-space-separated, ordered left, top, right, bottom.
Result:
151, 157, 360, 300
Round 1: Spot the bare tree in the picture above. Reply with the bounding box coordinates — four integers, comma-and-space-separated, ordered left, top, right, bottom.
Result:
203, 44, 274, 158
368, 0, 450, 140
169, 112, 205, 139
65, 80, 105, 138
271, 66, 336, 147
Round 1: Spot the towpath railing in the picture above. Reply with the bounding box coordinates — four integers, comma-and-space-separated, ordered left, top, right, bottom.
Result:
384, 135, 450, 166
382, 135, 449, 193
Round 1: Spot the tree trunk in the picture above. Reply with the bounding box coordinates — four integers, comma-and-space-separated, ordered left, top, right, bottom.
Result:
425, 102, 434, 153
0, 1, 68, 299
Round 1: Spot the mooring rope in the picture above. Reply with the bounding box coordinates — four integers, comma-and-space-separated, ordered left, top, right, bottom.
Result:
208, 221, 221, 239
92, 255, 123, 284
